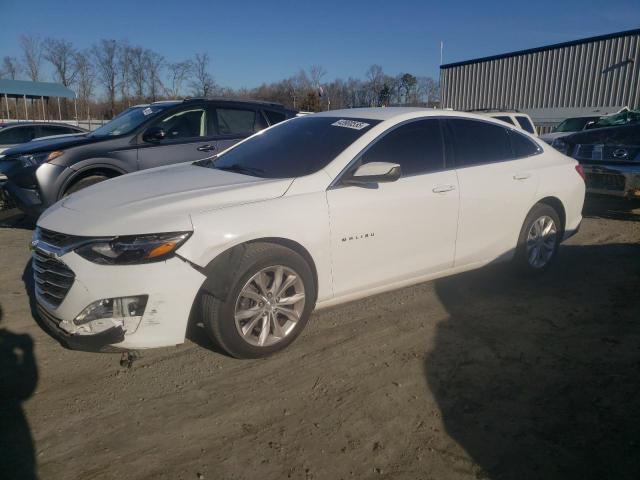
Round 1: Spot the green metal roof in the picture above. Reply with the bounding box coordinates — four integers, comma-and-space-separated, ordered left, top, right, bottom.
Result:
0, 79, 76, 99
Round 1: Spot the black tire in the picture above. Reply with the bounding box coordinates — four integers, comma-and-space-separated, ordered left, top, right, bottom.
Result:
513, 203, 562, 274
200, 243, 316, 359
63, 174, 110, 197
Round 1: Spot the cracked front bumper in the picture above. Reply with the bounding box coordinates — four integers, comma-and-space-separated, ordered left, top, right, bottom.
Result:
34, 250, 206, 351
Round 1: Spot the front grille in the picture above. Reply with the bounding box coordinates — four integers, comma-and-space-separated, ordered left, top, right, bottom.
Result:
603, 145, 640, 162
33, 249, 75, 308
38, 228, 84, 248
585, 173, 626, 191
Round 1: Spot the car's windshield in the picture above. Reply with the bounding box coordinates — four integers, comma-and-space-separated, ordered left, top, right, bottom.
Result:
90, 105, 172, 137
554, 117, 598, 132
207, 116, 381, 178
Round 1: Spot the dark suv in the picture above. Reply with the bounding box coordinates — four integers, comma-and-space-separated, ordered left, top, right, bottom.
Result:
0, 98, 295, 216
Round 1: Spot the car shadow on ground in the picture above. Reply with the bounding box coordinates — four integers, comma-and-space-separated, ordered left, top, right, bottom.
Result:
0, 304, 39, 480
583, 196, 640, 222
426, 243, 640, 479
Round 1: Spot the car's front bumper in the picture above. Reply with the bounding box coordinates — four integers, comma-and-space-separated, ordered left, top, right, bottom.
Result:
36, 302, 127, 352
33, 247, 206, 351
0, 162, 69, 216
582, 163, 640, 198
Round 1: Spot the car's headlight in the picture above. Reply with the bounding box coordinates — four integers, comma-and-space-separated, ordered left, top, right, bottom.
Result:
551, 138, 570, 155
75, 231, 192, 265
19, 150, 64, 167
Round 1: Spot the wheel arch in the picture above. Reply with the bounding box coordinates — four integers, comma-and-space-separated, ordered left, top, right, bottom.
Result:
196, 237, 319, 304
60, 164, 126, 198
535, 196, 566, 233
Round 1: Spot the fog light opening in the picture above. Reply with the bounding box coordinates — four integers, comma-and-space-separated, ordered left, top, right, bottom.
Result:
73, 295, 148, 336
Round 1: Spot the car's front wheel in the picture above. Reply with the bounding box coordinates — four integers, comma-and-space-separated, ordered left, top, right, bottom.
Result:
514, 203, 562, 274
200, 243, 316, 358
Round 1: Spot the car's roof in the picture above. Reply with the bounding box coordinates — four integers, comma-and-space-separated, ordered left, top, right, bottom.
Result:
130, 98, 289, 110
312, 107, 492, 121
481, 111, 531, 117
0, 121, 84, 129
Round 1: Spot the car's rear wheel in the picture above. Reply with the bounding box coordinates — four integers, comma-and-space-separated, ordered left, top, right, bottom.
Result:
514, 203, 562, 274
63, 174, 110, 196
200, 243, 316, 358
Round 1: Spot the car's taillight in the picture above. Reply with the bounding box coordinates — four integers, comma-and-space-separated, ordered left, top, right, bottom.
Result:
575, 164, 586, 181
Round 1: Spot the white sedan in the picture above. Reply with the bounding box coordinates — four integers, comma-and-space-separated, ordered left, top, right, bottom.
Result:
33, 108, 585, 358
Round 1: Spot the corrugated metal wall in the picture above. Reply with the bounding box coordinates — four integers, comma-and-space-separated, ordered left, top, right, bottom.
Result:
440, 31, 640, 111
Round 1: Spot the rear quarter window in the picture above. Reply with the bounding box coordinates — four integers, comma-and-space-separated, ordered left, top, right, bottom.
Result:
509, 130, 541, 158
264, 110, 286, 125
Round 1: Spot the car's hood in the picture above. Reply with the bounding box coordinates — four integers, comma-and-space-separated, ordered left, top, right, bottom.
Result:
38, 163, 294, 236
2, 133, 101, 156
564, 124, 640, 146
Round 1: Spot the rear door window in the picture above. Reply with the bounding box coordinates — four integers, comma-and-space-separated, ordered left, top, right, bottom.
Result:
515, 116, 536, 134
445, 118, 512, 167
216, 108, 257, 136
39, 125, 79, 137
0, 126, 37, 144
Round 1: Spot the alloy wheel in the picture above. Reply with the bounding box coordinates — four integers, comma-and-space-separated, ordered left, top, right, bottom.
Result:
526, 215, 557, 268
234, 265, 306, 347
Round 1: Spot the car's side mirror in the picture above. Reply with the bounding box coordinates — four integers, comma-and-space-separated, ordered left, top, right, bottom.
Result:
143, 127, 166, 142
342, 162, 402, 186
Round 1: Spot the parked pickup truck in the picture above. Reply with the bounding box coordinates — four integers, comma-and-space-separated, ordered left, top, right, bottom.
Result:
554, 124, 640, 199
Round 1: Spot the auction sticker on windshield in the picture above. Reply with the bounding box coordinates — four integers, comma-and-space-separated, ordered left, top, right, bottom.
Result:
143, 107, 153, 116
331, 119, 370, 130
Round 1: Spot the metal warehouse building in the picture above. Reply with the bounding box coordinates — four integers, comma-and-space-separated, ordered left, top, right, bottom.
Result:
440, 28, 640, 130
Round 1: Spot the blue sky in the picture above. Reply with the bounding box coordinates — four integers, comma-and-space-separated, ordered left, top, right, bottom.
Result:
1, 0, 639, 89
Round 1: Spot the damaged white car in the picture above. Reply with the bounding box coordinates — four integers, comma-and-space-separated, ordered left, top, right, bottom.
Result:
32, 108, 585, 358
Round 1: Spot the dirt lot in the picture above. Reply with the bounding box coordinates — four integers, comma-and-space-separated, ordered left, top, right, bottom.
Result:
1, 197, 639, 480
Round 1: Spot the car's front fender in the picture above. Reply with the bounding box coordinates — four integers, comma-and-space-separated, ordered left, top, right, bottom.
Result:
178, 191, 333, 303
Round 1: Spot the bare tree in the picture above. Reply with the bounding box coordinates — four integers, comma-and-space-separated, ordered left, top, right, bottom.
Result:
190, 53, 215, 97
92, 39, 119, 117
43, 38, 78, 87
145, 50, 165, 101
308, 65, 326, 88
417, 76, 439, 105
166, 60, 192, 98
1, 56, 22, 79
75, 50, 95, 118
129, 46, 146, 100
366, 64, 384, 106
20, 34, 43, 81
118, 42, 133, 106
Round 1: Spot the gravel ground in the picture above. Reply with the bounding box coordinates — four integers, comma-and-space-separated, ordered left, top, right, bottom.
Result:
1, 197, 639, 480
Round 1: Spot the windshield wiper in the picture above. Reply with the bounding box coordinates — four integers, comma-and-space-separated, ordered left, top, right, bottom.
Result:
215, 164, 265, 177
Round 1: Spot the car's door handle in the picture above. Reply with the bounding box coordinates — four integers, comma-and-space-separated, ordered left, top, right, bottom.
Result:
197, 144, 216, 152
513, 172, 531, 180
432, 184, 456, 193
